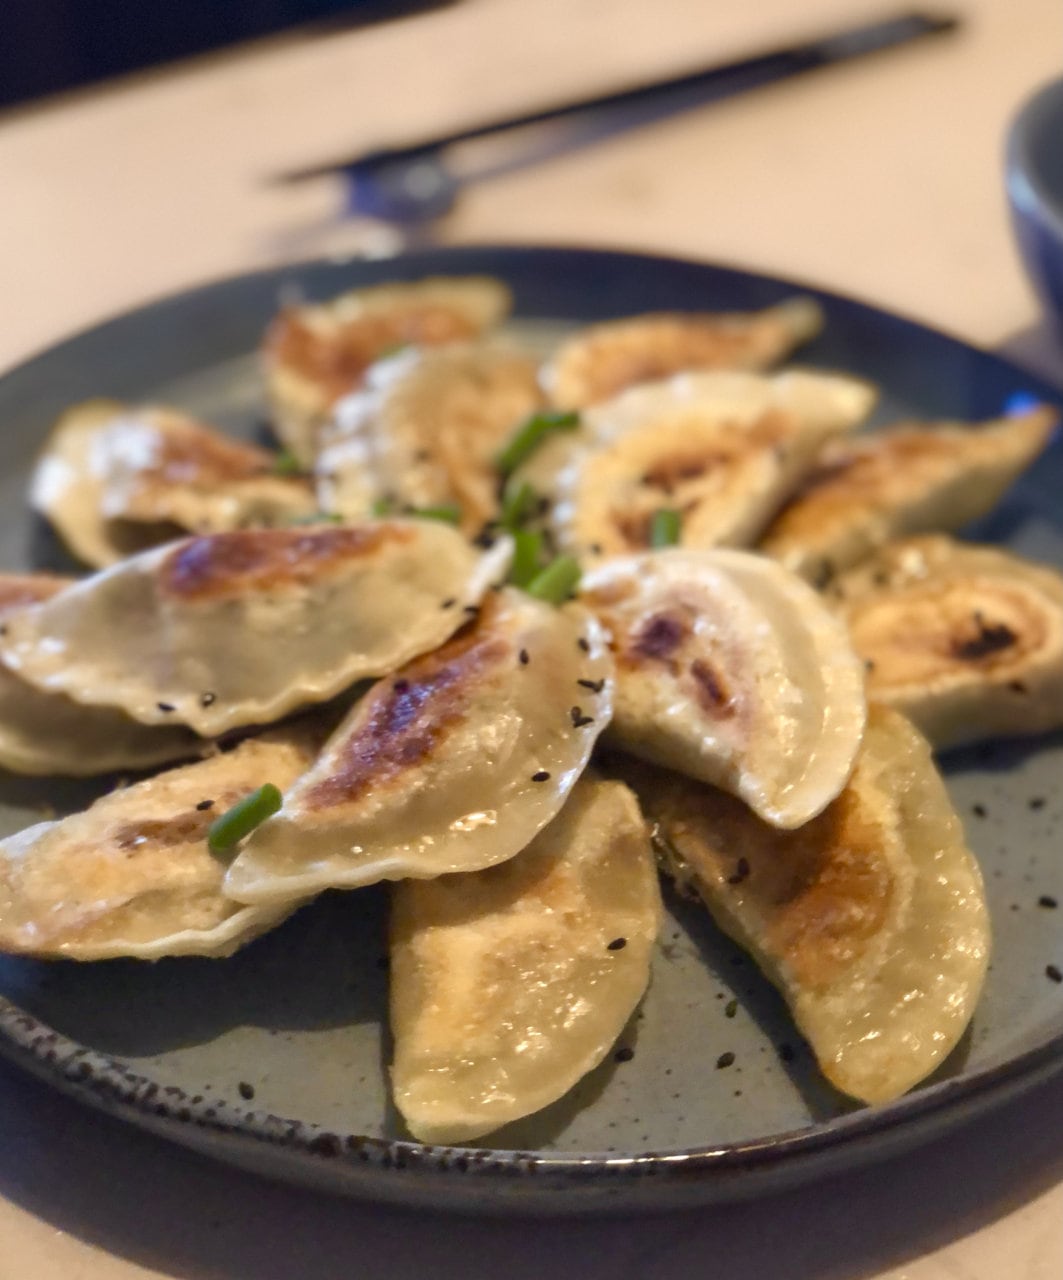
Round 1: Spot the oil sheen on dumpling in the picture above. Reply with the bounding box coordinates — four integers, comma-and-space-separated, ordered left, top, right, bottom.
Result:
581, 549, 866, 828
0, 572, 202, 776
618, 704, 990, 1104
316, 344, 543, 535
0, 732, 319, 961
30, 401, 315, 569
223, 590, 612, 904
514, 369, 875, 563
389, 775, 662, 1144
0, 522, 510, 737
758, 405, 1058, 584
542, 298, 824, 410
263, 276, 512, 462
830, 535, 1063, 749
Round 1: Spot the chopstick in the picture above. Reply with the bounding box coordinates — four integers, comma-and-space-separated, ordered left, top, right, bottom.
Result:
272, 9, 958, 185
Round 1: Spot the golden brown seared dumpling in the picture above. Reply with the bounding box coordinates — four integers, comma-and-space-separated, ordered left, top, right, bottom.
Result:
513, 370, 875, 563
263, 276, 512, 463
224, 590, 613, 905
0, 572, 202, 777
617, 704, 990, 1105
0, 732, 320, 961
542, 298, 824, 410
758, 406, 1057, 584
389, 775, 662, 1144
0, 523, 510, 737
581, 549, 866, 829
831, 535, 1063, 749
30, 401, 316, 570
316, 344, 543, 535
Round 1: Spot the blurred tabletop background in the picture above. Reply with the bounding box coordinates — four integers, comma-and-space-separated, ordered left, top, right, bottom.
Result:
1, 0, 1062, 1277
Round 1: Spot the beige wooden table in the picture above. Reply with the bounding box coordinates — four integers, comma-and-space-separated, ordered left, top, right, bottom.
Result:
1, 1, 1061, 1276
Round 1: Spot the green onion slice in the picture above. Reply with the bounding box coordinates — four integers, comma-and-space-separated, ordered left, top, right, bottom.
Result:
409, 503, 462, 526
370, 497, 395, 518
526, 554, 581, 605
289, 512, 342, 526
272, 450, 303, 477
500, 478, 538, 531
510, 529, 545, 588
494, 410, 580, 476
208, 784, 283, 854
649, 508, 682, 548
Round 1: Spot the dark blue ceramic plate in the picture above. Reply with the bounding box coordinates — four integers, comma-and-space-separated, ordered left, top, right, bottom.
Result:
1, 246, 1062, 1214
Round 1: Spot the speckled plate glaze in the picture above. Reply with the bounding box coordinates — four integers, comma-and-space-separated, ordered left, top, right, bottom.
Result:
1, 246, 1062, 1215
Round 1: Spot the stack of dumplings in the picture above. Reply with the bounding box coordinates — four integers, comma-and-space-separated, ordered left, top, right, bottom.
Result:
3, 272, 1060, 1145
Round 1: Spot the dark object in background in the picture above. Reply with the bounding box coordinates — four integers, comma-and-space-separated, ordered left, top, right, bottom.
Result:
0, 0, 450, 111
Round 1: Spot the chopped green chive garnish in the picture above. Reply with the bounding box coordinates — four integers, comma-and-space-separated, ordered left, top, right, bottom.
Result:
272, 450, 303, 476
289, 512, 342, 526
376, 342, 411, 360
370, 496, 395, 518
409, 503, 461, 526
510, 529, 545, 588
495, 410, 580, 476
207, 783, 283, 854
649, 508, 682, 548
500, 478, 538, 531
526, 555, 581, 605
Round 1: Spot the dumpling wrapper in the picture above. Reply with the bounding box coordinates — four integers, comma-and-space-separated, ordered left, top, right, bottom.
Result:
224, 589, 613, 904
0, 732, 319, 961
0, 572, 202, 777
617, 704, 990, 1105
542, 298, 824, 410
758, 405, 1058, 584
263, 276, 512, 462
30, 401, 315, 569
389, 775, 662, 1144
317, 344, 544, 535
830, 535, 1063, 749
0, 522, 511, 737
513, 369, 876, 563
581, 549, 866, 828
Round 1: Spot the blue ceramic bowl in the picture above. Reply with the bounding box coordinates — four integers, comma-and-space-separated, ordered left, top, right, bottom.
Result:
1007, 75, 1063, 336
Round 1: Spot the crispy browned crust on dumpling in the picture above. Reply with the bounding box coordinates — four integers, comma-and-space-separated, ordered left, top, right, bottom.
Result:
317, 344, 544, 535
830, 535, 1063, 749
223, 590, 613, 904
616, 705, 990, 1104
543, 298, 823, 410
0, 732, 320, 960
389, 775, 662, 1144
262, 277, 513, 462
758, 407, 1058, 583
0, 522, 510, 736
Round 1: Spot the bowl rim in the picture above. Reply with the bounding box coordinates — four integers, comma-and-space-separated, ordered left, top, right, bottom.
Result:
1006, 74, 1063, 243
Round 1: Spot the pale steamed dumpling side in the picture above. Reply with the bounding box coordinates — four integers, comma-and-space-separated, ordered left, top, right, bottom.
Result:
317, 344, 544, 535
224, 590, 613, 905
618, 704, 990, 1105
390, 775, 662, 1144
0, 572, 203, 776
758, 405, 1058, 584
263, 276, 513, 463
830, 535, 1063, 749
542, 298, 824, 410
581, 549, 866, 828
0, 733, 320, 961
0, 522, 511, 736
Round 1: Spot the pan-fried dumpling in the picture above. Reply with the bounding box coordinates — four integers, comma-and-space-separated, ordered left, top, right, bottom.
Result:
758, 406, 1057, 584
30, 401, 316, 570
542, 298, 824, 410
389, 775, 662, 1144
830, 535, 1063, 749
263, 276, 512, 463
513, 370, 875, 563
0, 732, 320, 961
581, 549, 866, 828
317, 344, 543, 535
223, 590, 613, 904
0, 523, 511, 737
0, 572, 202, 777
617, 704, 990, 1105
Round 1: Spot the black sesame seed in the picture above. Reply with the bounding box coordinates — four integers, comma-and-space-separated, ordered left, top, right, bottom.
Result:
238, 1081, 255, 1101
1009, 680, 1029, 694
1047, 965, 1063, 984
607, 937, 627, 951
441, 598, 456, 609
1039, 895, 1058, 909
972, 803, 987, 818
157, 701, 176, 713
715, 1052, 735, 1069
196, 800, 214, 812
614, 1046, 635, 1063
519, 648, 530, 666
724, 998, 738, 1019
577, 677, 606, 693
463, 604, 480, 616
570, 706, 594, 728
200, 691, 217, 707
1029, 797, 1046, 811
864, 658, 876, 673
727, 857, 750, 886
531, 770, 551, 782
393, 679, 410, 694
778, 1042, 795, 1063
577, 637, 590, 653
